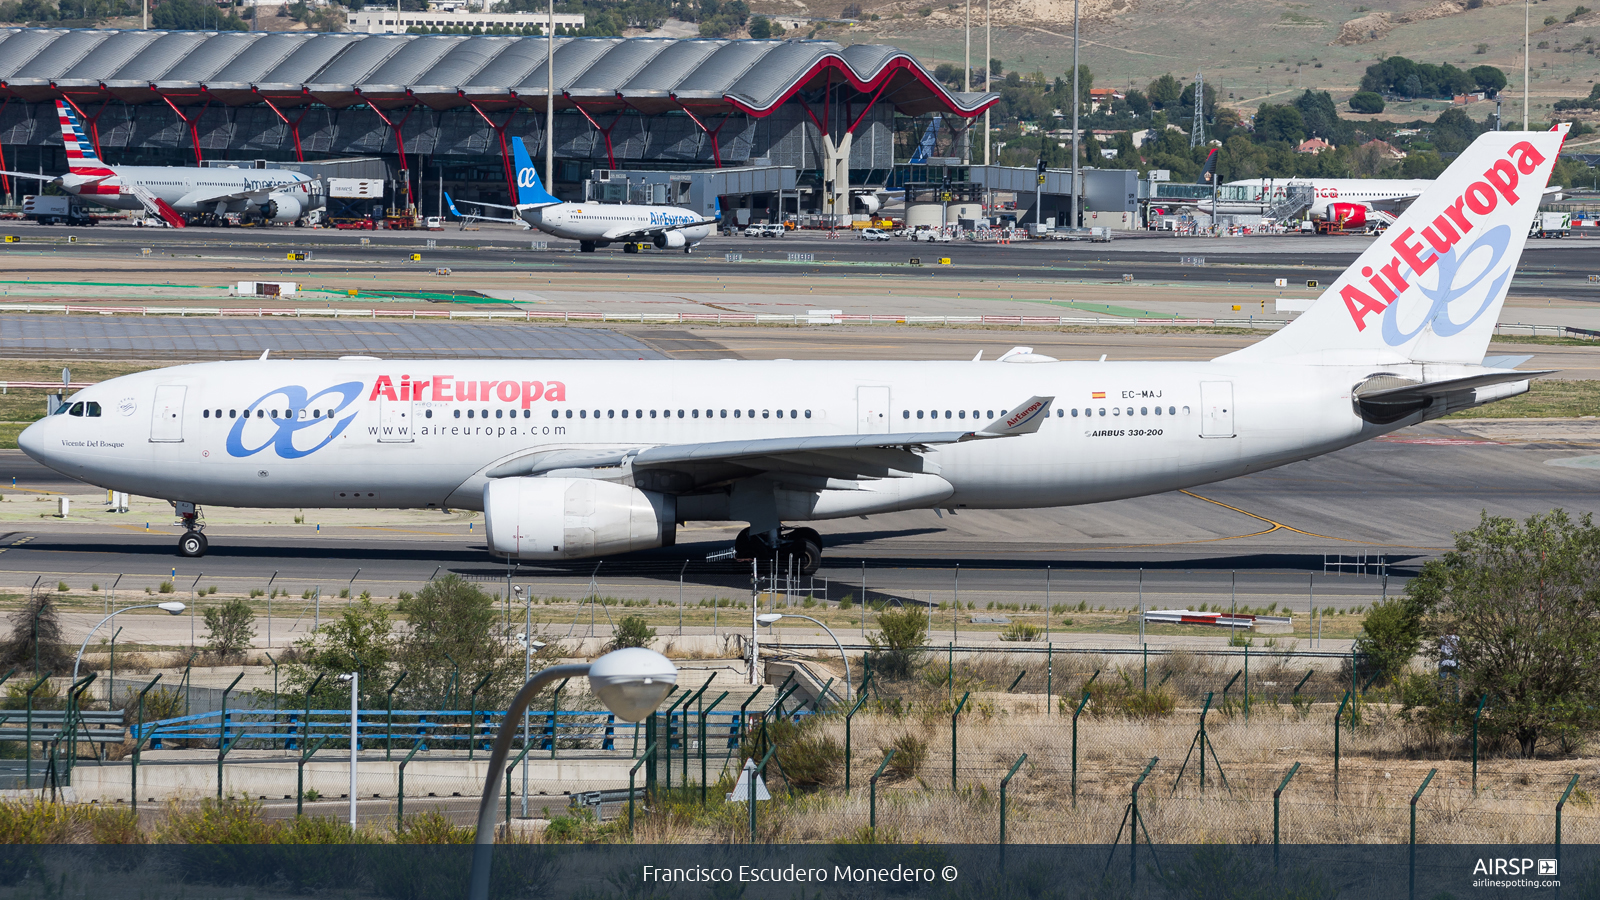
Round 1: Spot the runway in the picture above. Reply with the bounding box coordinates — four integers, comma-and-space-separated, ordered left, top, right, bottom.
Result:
5, 221, 1599, 300
4, 414, 1597, 614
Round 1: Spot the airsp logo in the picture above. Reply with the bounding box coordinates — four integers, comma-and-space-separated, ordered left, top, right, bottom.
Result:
1472, 858, 1554, 876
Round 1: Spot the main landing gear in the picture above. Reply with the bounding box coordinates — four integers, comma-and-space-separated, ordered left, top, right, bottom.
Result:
735, 526, 822, 576
174, 501, 208, 558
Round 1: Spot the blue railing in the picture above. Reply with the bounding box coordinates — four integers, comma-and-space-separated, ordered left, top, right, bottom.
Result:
135, 708, 758, 753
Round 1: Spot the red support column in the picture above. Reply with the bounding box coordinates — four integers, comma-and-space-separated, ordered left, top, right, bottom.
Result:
365, 100, 417, 211
670, 99, 727, 168
257, 94, 313, 163
467, 100, 519, 203
59, 93, 113, 160
567, 99, 619, 170
0, 96, 10, 196
158, 94, 213, 166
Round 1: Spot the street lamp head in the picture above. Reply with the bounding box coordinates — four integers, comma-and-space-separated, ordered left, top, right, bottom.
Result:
587, 647, 676, 723
513, 585, 523, 596
157, 602, 186, 615
337, 672, 355, 683
756, 613, 783, 626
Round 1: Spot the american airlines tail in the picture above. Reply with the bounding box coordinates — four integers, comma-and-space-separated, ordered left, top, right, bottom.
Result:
511, 137, 560, 207
1223, 126, 1568, 367
57, 100, 105, 173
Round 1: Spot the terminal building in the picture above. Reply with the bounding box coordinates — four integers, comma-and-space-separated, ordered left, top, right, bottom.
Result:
0, 28, 997, 224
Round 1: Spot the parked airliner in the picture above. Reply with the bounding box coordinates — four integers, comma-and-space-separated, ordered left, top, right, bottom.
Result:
19, 127, 1566, 574
0, 100, 324, 228
446, 137, 717, 252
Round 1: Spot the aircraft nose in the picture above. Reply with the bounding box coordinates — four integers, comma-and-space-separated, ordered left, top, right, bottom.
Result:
16, 418, 47, 463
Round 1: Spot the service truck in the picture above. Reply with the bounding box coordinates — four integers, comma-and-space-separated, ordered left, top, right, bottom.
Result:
22, 194, 94, 226
1530, 211, 1572, 238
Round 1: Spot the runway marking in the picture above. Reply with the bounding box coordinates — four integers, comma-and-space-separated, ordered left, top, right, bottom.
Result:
1374, 437, 1498, 445
1179, 489, 1441, 549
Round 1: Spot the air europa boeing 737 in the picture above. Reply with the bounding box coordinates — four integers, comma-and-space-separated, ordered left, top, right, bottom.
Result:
20, 127, 1566, 572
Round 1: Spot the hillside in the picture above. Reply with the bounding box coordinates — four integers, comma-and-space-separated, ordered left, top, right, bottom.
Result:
774, 0, 1599, 122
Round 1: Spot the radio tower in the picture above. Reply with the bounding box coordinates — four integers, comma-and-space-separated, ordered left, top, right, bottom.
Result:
1190, 71, 1205, 149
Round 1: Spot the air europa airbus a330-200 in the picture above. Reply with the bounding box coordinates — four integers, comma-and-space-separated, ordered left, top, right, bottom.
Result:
21, 127, 1568, 572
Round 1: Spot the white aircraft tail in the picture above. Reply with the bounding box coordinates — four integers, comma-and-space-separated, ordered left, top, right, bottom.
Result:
1223, 126, 1568, 366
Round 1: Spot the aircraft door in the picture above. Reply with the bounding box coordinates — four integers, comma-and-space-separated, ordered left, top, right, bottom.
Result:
856, 386, 890, 434
150, 385, 186, 442
377, 395, 414, 443
1199, 381, 1235, 438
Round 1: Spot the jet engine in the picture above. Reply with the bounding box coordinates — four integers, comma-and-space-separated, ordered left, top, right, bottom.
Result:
483, 477, 675, 560
1311, 202, 1367, 229
263, 193, 303, 224
854, 191, 883, 214
652, 230, 688, 250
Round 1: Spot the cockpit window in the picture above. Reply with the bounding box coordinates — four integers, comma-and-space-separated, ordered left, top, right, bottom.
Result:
68, 402, 85, 417
86, 402, 101, 417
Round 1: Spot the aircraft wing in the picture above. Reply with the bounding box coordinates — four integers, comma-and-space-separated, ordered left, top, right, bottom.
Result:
1368, 193, 1425, 215
486, 396, 1052, 484
0, 170, 59, 182
600, 215, 720, 243
445, 194, 529, 229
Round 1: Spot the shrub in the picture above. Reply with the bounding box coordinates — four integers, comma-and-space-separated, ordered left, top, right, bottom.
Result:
607, 615, 656, 650
204, 598, 257, 659
744, 718, 843, 787
56, 581, 68, 592
159, 581, 175, 594
884, 732, 927, 779
395, 809, 473, 843
155, 798, 278, 844
866, 607, 928, 679
1000, 622, 1042, 642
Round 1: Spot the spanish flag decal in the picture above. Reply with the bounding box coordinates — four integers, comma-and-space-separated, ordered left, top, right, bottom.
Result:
1091, 392, 1106, 399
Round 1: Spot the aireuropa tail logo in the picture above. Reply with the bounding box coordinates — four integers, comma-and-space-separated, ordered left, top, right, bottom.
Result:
1380, 224, 1512, 347
225, 383, 363, 459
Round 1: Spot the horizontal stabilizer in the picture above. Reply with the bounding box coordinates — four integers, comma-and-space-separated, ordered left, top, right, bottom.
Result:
1481, 354, 1533, 370
1355, 369, 1553, 402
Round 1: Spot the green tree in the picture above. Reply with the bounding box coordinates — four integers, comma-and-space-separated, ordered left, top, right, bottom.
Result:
1410, 510, 1600, 758
748, 14, 770, 37
1353, 597, 1424, 686
393, 574, 528, 709
607, 615, 656, 651
1147, 73, 1184, 110
203, 598, 256, 660
1348, 91, 1386, 114
1254, 104, 1306, 144
152, 0, 246, 29
1468, 64, 1508, 96
865, 607, 928, 680
283, 598, 394, 705
0, 591, 71, 676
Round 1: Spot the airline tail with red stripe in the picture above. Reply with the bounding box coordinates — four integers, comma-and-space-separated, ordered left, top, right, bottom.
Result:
57, 100, 103, 172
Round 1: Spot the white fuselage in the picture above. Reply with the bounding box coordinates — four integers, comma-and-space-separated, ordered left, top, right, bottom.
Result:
521, 203, 713, 246
19, 357, 1454, 518
63, 165, 322, 215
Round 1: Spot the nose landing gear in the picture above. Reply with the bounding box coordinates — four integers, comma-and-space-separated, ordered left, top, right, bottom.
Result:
174, 501, 208, 558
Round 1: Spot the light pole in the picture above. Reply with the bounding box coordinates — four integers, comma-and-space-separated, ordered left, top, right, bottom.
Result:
73, 602, 187, 683
470, 648, 676, 900
757, 613, 851, 703
338, 671, 358, 827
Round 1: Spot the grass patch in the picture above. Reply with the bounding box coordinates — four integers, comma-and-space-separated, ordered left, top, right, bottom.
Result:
1445, 379, 1600, 419
0, 422, 25, 450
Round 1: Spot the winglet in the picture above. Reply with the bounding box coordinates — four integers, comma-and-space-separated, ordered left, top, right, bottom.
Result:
444, 192, 461, 218
980, 396, 1053, 436
511, 137, 560, 207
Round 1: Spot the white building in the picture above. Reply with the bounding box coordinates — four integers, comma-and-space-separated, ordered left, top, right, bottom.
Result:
349, 7, 586, 34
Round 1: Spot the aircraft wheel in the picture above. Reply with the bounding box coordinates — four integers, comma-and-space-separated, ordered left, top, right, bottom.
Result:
178, 531, 208, 558
580, 241, 596, 253
734, 526, 757, 559
787, 537, 822, 577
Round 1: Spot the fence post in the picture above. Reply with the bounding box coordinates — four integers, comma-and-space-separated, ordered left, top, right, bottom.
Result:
396, 737, 424, 830
24, 674, 49, 790
1410, 767, 1438, 900
870, 749, 897, 836
300, 672, 326, 755
505, 743, 535, 830
467, 672, 493, 760
297, 736, 330, 816
1274, 762, 1301, 868
1334, 690, 1352, 800
629, 740, 658, 837
1045, 645, 1052, 715
950, 691, 970, 792
1557, 774, 1579, 870
700, 691, 728, 805
219, 671, 244, 753
385, 672, 408, 761
1072, 681, 1095, 807
749, 742, 780, 843
1244, 643, 1250, 721
844, 676, 871, 794
1471, 695, 1488, 794
547, 676, 571, 759
737, 686, 764, 743
130, 674, 162, 811
1000, 753, 1027, 847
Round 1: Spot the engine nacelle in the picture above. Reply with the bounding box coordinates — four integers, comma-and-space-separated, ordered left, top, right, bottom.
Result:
855, 192, 883, 214
652, 230, 688, 249
483, 477, 675, 560
1311, 201, 1367, 228
263, 193, 303, 224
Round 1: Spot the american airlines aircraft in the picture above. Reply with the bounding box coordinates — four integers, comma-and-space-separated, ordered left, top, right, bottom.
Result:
447, 137, 718, 253
19, 127, 1565, 574
0, 100, 324, 228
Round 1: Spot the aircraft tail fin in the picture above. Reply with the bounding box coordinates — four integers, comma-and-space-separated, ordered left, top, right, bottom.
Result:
1198, 148, 1218, 185
444, 193, 462, 218
511, 137, 559, 206
56, 100, 102, 172
1221, 125, 1568, 367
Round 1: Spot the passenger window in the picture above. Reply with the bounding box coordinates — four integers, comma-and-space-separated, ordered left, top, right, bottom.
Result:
721, 410, 728, 418
579, 410, 586, 419
621, 409, 629, 418
1141, 407, 1148, 416
903, 410, 910, 419
987, 410, 994, 419
1113, 408, 1121, 416
1072, 409, 1079, 417
804, 410, 811, 418
775, 410, 783, 419
566, 409, 573, 418
496, 409, 503, 419
203, 409, 210, 418
692, 409, 699, 418
469, 410, 476, 419
1170, 406, 1178, 415
1099, 408, 1106, 416
523, 410, 531, 418
748, 410, 755, 418
1127, 408, 1134, 416
257, 410, 264, 419
762, 410, 769, 419
733, 409, 740, 418
608, 410, 615, 419
229, 410, 236, 418
677, 410, 684, 418
423, 410, 430, 419
455, 410, 462, 419
916, 410, 924, 419
1182, 406, 1190, 415
636, 410, 643, 418
1154, 407, 1162, 416
650, 410, 657, 419
552, 410, 560, 419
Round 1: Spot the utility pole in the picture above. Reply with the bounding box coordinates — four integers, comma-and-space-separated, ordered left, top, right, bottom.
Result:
546, 0, 556, 192
1190, 71, 1205, 149
1069, 0, 1080, 230
983, 0, 991, 167
1523, 0, 1530, 130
